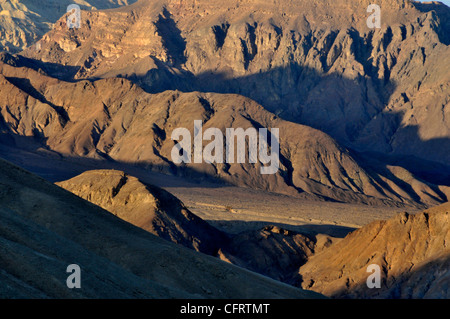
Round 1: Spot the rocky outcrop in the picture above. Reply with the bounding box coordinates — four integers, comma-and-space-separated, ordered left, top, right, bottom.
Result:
56, 169, 227, 255
298, 202, 450, 298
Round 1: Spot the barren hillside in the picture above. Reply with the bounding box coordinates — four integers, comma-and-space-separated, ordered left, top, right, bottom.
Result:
0, 157, 321, 298
299, 202, 450, 298
0, 58, 445, 207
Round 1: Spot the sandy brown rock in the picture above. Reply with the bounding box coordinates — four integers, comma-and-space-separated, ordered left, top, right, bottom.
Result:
56, 169, 227, 254
298, 202, 450, 298
19, 0, 450, 171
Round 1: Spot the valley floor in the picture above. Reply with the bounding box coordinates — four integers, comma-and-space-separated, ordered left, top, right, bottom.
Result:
0, 145, 415, 239
168, 185, 404, 238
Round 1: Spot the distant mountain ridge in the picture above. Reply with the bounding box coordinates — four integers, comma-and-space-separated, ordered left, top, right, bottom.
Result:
0, 57, 447, 207
14, 0, 450, 182
0, 0, 136, 52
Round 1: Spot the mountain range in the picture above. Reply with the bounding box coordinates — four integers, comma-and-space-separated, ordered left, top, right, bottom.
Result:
0, 54, 447, 207
17, 0, 450, 174
0, 0, 449, 299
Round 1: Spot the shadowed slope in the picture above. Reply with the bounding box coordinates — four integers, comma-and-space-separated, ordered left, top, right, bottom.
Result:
0, 157, 323, 298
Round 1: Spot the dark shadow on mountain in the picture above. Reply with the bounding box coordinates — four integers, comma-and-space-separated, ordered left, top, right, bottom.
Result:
0, 52, 81, 81
353, 145, 450, 188
207, 219, 355, 239
154, 7, 187, 68
2, 53, 449, 207
0, 138, 230, 189
4, 77, 70, 123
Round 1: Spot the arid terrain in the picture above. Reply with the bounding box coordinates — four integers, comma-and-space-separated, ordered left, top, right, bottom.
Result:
0, 157, 323, 298
0, 0, 448, 300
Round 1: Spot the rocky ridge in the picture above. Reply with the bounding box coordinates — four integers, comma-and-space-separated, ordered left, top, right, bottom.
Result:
299, 202, 450, 298
18, 0, 450, 172
0, 58, 446, 207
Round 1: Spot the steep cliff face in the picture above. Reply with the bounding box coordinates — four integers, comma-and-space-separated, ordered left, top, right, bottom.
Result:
19, 0, 450, 170
0, 59, 445, 207
298, 202, 450, 299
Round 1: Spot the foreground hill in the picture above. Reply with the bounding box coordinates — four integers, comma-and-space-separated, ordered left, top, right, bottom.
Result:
298, 202, 450, 298
56, 169, 227, 255
56, 168, 450, 299
19, 0, 450, 175
0, 157, 322, 298
57, 169, 331, 285
0, 58, 445, 207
